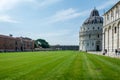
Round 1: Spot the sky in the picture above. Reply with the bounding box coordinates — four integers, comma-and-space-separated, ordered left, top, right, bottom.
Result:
0, 0, 119, 45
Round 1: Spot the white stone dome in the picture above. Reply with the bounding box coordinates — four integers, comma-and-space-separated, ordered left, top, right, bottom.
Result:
83, 8, 103, 25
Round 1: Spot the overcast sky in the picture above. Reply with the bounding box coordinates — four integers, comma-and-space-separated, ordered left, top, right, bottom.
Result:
0, 0, 119, 45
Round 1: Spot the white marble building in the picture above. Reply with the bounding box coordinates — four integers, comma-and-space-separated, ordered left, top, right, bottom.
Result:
79, 8, 103, 51
103, 1, 120, 54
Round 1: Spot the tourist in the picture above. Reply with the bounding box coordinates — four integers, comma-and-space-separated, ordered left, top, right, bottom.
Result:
115, 49, 118, 56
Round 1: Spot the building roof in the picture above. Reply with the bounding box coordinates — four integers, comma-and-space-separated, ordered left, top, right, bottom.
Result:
0, 34, 15, 39
104, 1, 120, 15
83, 8, 103, 25
0, 34, 33, 41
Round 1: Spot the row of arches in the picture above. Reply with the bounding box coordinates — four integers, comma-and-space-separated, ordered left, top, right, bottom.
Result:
103, 20, 120, 52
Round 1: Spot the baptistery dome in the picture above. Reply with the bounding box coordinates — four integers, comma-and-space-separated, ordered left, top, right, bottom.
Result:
79, 8, 103, 51
83, 8, 103, 25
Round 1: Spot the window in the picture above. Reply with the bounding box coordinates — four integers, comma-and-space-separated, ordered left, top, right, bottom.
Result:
15, 41, 17, 45
107, 14, 109, 20
98, 34, 99, 38
87, 43, 89, 46
89, 34, 91, 38
98, 27, 99, 30
88, 28, 89, 30
84, 28, 85, 30
115, 27, 117, 33
93, 27, 95, 30
111, 11, 113, 17
116, 6, 119, 14
92, 43, 94, 46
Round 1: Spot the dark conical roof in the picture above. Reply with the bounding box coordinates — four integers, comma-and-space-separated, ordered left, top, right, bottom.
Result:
90, 8, 99, 17
83, 8, 103, 25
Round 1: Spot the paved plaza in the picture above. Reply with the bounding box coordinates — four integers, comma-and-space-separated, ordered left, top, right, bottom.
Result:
88, 51, 120, 58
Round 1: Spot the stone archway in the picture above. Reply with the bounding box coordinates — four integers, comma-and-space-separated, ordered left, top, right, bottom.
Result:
104, 28, 108, 51
117, 21, 120, 49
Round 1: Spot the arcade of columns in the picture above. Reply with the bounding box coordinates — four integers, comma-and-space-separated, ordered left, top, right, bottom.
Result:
103, 1, 120, 53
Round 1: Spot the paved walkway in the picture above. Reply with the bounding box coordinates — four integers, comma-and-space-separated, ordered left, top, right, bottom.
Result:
88, 51, 120, 58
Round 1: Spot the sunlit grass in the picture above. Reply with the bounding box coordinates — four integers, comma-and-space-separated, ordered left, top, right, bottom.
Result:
0, 51, 120, 80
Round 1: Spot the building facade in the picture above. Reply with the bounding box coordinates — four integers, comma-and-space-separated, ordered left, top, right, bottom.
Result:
79, 8, 103, 51
0, 34, 34, 52
103, 1, 120, 54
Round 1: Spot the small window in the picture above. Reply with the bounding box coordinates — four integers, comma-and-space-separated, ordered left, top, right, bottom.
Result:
111, 11, 113, 17
84, 28, 85, 30
93, 27, 95, 30
116, 6, 119, 14
89, 34, 91, 38
92, 43, 94, 46
88, 28, 89, 30
107, 14, 109, 20
115, 27, 117, 33
87, 43, 89, 46
15, 41, 17, 45
82, 42, 84, 44
98, 27, 99, 30
98, 34, 99, 38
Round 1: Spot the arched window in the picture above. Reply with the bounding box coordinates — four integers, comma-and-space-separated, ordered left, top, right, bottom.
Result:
115, 27, 117, 33
92, 43, 94, 46
111, 10, 113, 17
15, 41, 17, 45
98, 34, 99, 38
84, 28, 85, 31
116, 6, 119, 14
89, 34, 91, 38
82, 41, 84, 44
107, 14, 109, 20
87, 43, 89, 46
98, 27, 99, 30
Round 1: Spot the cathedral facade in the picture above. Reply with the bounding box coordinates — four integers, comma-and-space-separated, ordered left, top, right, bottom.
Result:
103, 1, 120, 54
79, 8, 103, 51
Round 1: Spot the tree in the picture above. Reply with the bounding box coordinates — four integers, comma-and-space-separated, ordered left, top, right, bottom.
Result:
34, 39, 50, 48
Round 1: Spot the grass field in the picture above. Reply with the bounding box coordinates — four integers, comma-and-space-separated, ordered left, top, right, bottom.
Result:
0, 51, 120, 80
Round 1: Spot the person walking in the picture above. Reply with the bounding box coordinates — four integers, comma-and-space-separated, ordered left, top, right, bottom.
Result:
115, 49, 118, 56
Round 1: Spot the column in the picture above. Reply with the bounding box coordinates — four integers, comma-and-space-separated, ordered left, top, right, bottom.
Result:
108, 29, 109, 52
103, 30, 105, 51
117, 24, 119, 49
112, 27, 113, 52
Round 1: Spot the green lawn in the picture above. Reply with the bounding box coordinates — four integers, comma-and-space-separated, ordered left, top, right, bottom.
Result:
0, 51, 120, 80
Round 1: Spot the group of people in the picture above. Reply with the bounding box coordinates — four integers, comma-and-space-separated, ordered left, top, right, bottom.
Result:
103, 49, 120, 56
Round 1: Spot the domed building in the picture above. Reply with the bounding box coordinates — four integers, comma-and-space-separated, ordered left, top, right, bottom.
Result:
79, 8, 103, 51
